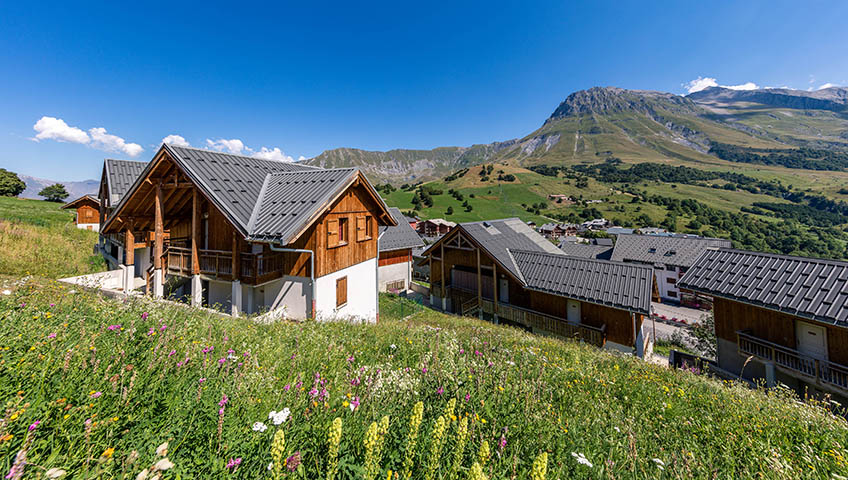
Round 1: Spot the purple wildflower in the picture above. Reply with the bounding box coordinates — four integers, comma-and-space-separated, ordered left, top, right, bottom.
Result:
226, 457, 242, 470
90, 391, 102, 399
286, 451, 302, 471
28, 420, 40, 431
141, 312, 148, 320
436, 387, 444, 395
47, 333, 56, 339
218, 394, 228, 407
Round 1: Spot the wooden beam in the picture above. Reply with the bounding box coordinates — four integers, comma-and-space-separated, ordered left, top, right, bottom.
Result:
492, 263, 498, 317
232, 231, 240, 281
154, 180, 164, 269
440, 243, 445, 295
476, 247, 482, 314
125, 219, 135, 266
191, 189, 200, 275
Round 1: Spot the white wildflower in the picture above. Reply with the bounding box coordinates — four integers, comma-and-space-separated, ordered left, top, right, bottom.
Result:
45, 468, 67, 479
1, 290, 11, 295
268, 462, 274, 471
253, 421, 268, 432
653, 458, 665, 470
153, 458, 174, 471
155, 442, 168, 457
614, 426, 620, 433
571, 452, 593, 468
390, 344, 397, 349
135, 469, 149, 480
268, 408, 290, 425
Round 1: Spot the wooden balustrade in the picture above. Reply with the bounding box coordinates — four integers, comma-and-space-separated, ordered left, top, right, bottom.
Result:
164, 247, 286, 284
737, 331, 848, 392
476, 298, 606, 347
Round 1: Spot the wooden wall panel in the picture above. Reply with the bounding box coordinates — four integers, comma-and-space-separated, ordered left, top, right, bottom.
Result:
314, 184, 380, 278
77, 204, 100, 224
207, 206, 235, 251
379, 249, 412, 266
528, 290, 635, 346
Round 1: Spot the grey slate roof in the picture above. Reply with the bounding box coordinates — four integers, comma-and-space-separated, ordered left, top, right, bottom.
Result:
379, 207, 425, 252
104, 159, 147, 204
511, 250, 653, 315
166, 145, 317, 232
679, 248, 848, 327
247, 168, 359, 244
610, 234, 731, 267
559, 242, 613, 260
458, 218, 563, 281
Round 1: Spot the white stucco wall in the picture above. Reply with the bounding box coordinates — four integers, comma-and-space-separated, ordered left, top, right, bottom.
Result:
655, 266, 680, 302
315, 258, 377, 323
378, 261, 411, 292
76, 223, 100, 232
207, 280, 233, 312
255, 276, 311, 320
133, 247, 151, 277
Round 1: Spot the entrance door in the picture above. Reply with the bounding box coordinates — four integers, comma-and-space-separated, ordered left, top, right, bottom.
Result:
796, 321, 828, 360
567, 300, 581, 324
498, 278, 509, 303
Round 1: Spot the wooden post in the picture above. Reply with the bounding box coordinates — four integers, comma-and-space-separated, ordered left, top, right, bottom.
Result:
154, 180, 164, 269
440, 243, 446, 311
125, 220, 135, 265
492, 263, 498, 322
476, 247, 482, 319
232, 231, 240, 280
191, 189, 200, 275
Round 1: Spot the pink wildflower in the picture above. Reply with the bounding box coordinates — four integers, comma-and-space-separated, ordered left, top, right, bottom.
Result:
147, 328, 155, 336
422, 367, 428, 374
465, 393, 471, 402
283, 384, 291, 391
218, 394, 228, 407
28, 420, 40, 431
436, 387, 444, 395
168, 350, 176, 357
226, 457, 242, 470
199, 378, 206, 384
286, 451, 302, 471
141, 312, 148, 320
47, 333, 56, 339
90, 391, 102, 399
499, 435, 507, 450
218, 358, 227, 365
160, 324, 167, 331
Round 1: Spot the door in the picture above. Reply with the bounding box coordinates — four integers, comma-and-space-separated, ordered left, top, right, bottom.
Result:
796, 321, 828, 360
567, 300, 581, 324
498, 278, 509, 303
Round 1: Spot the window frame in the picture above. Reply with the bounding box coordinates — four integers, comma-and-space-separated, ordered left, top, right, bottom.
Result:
336, 276, 348, 308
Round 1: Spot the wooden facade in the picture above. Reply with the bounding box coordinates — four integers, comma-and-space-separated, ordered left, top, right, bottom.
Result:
379, 248, 412, 267
63, 196, 100, 227
714, 297, 848, 366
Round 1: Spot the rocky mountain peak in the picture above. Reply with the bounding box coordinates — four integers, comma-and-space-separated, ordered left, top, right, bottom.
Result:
547, 86, 697, 121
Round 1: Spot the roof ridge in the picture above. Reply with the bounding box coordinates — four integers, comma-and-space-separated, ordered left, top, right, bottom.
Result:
246, 173, 273, 235
717, 247, 848, 267
166, 144, 320, 169
511, 248, 653, 270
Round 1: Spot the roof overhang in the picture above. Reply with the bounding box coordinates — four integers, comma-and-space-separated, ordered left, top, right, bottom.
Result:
61, 195, 100, 210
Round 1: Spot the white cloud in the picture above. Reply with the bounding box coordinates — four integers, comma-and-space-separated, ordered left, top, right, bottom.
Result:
31, 116, 143, 157
298, 155, 307, 161
162, 134, 190, 147
252, 147, 293, 162
206, 138, 245, 154
89, 127, 143, 157
32, 116, 90, 144
684, 76, 759, 94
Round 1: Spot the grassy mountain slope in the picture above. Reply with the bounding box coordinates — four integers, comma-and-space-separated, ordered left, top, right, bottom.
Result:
1, 281, 846, 478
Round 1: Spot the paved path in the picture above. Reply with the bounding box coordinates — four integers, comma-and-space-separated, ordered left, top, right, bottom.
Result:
651, 302, 709, 326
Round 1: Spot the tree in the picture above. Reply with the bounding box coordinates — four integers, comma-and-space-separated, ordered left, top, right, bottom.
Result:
0, 168, 26, 197
684, 311, 717, 359
445, 206, 453, 215
39, 183, 69, 202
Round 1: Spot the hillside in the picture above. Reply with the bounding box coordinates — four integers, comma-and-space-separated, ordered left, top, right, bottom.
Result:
1, 280, 846, 478
19, 175, 98, 200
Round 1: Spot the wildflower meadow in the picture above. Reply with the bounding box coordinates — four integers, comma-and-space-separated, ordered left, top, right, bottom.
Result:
0, 279, 847, 478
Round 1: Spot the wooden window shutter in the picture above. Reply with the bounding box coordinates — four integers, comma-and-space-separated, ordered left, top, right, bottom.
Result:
356, 216, 366, 241
327, 218, 339, 247
336, 276, 348, 307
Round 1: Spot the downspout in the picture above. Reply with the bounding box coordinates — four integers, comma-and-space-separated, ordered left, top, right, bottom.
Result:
266, 244, 315, 320
376, 230, 381, 323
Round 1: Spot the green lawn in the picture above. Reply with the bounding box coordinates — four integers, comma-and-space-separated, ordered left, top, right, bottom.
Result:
1, 283, 846, 478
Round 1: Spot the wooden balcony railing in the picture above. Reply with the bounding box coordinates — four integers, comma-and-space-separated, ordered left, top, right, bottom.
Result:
462, 296, 606, 348
164, 247, 287, 284
737, 331, 848, 392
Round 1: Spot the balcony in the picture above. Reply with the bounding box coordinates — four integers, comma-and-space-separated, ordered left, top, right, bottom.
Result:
164, 247, 287, 285
462, 297, 606, 348
737, 331, 848, 394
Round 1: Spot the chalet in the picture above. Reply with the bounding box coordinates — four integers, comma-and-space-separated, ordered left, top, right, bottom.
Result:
423, 218, 654, 355
679, 249, 848, 401
404, 214, 420, 232
98, 159, 148, 268
419, 218, 456, 237
579, 218, 609, 231
611, 234, 731, 306
378, 207, 425, 292
62, 195, 101, 231
538, 223, 564, 238
99, 144, 396, 321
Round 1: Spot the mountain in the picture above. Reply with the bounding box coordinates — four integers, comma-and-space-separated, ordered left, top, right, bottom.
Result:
19, 175, 99, 201
688, 86, 848, 112
306, 141, 517, 184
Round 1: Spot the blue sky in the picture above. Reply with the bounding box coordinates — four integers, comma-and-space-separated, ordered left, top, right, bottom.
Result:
1, 0, 846, 181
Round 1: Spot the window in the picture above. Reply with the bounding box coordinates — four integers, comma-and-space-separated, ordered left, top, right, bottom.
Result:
336, 276, 348, 307
667, 291, 677, 297
356, 215, 373, 242
338, 217, 348, 245
328, 217, 349, 248
666, 277, 677, 284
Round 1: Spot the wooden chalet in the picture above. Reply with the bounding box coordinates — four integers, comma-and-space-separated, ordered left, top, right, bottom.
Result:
378, 207, 425, 292
679, 248, 848, 401
62, 195, 101, 231
98, 159, 148, 268
423, 218, 654, 355
99, 144, 396, 321
419, 218, 455, 237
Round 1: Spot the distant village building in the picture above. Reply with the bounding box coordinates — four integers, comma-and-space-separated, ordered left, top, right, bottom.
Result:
418, 218, 456, 237
378, 208, 425, 293
62, 195, 101, 231
98, 144, 396, 322
610, 234, 731, 306
547, 194, 573, 204
404, 214, 420, 232
538, 223, 577, 239
422, 218, 654, 357
559, 242, 613, 260
680, 249, 848, 403
580, 218, 609, 231
605, 226, 635, 236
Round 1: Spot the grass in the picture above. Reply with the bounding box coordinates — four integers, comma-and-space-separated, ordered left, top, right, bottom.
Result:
1, 281, 846, 478
0, 196, 105, 278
